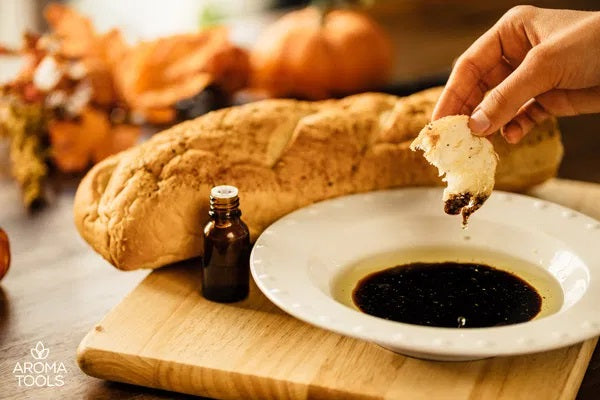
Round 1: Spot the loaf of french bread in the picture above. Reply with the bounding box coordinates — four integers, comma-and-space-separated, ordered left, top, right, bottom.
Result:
73, 87, 563, 270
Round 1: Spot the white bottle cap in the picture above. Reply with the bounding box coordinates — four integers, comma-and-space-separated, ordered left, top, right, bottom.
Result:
211, 185, 239, 199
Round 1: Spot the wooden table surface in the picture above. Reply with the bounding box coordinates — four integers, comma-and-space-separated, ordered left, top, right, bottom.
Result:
1, 2, 600, 399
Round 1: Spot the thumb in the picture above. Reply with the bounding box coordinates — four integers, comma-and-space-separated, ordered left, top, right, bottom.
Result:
469, 47, 553, 135
502, 85, 600, 143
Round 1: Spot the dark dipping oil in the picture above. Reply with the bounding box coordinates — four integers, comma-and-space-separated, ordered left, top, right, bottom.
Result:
352, 262, 542, 328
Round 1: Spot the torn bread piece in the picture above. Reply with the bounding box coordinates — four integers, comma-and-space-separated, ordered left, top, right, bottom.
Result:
410, 115, 498, 226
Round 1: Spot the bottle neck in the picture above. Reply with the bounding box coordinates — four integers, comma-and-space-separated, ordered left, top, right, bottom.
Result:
209, 194, 241, 222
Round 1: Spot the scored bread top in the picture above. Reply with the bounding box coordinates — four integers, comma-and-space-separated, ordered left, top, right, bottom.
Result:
74, 87, 563, 270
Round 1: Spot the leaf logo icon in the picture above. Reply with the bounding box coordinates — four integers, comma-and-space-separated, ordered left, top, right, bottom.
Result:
31, 341, 49, 360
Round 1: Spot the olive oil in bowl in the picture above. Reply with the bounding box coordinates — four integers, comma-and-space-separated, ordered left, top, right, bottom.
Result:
332, 246, 563, 328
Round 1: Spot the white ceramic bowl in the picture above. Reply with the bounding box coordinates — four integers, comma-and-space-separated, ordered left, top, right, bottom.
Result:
250, 188, 600, 361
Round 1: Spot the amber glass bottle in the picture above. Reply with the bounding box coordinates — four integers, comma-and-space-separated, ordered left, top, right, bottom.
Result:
201, 185, 250, 302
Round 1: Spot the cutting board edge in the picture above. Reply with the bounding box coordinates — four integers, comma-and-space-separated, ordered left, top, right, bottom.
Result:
77, 319, 600, 400
78, 340, 388, 400
560, 337, 599, 400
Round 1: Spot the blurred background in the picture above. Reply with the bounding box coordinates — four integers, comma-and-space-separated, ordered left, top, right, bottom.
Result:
2, 0, 599, 79
1, 0, 599, 210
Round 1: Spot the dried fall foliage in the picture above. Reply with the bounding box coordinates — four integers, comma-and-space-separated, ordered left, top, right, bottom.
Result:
0, 3, 249, 207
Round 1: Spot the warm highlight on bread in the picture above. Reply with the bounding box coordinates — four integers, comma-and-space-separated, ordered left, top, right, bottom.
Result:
74, 87, 563, 270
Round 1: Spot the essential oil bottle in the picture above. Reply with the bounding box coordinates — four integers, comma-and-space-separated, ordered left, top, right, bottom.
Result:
201, 185, 250, 302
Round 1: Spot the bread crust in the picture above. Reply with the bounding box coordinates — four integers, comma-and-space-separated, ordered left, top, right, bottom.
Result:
74, 87, 563, 270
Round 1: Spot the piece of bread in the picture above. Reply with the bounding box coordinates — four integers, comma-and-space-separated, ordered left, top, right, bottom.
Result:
410, 115, 498, 225
73, 87, 564, 270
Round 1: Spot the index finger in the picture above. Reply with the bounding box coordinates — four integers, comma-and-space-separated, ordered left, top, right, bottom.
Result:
432, 27, 511, 120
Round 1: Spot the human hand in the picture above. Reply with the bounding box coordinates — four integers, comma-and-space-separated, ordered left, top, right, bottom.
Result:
432, 6, 600, 143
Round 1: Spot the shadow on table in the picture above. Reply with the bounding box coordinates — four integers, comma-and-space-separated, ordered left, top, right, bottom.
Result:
85, 380, 209, 400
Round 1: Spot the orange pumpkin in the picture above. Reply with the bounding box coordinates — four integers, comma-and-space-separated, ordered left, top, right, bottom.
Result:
250, 7, 393, 100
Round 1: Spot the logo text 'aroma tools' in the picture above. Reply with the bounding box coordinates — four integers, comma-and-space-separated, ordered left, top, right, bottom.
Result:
13, 341, 67, 387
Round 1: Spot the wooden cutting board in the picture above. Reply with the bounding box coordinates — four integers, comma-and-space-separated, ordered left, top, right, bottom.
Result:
77, 179, 600, 400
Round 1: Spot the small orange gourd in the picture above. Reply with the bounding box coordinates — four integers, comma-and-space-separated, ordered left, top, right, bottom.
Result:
0, 228, 10, 281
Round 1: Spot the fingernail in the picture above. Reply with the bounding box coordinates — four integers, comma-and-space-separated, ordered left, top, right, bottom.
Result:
502, 122, 522, 144
469, 109, 491, 134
